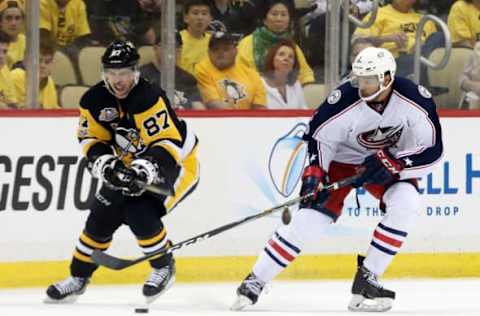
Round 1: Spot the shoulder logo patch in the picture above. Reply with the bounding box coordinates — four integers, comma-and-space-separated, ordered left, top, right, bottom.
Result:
327, 89, 342, 104
99, 107, 119, 122
418, 85, 432, 99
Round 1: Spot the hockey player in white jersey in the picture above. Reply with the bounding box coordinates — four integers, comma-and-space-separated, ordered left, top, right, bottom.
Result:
232, 47, 443, 312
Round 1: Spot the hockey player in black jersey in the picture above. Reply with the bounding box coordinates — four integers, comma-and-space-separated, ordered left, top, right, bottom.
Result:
45, 40, 199, 304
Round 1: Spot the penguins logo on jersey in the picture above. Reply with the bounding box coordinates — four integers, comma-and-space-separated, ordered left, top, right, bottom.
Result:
221, 79, 246, 104
115, 127, 147, 155
357, 124, 404, 149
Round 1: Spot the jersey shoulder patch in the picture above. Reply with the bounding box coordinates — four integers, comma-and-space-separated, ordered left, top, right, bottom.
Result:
417, 85, 432, 99
393, 77, 436, 111
327, 89, 342, 104
321, 81, 360, 108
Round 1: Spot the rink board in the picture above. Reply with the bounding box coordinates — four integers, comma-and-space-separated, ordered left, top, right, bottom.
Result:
1, 113, 479, 287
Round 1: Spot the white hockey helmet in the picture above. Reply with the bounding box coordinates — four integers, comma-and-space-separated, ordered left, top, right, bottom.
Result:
351, 47, 396, 101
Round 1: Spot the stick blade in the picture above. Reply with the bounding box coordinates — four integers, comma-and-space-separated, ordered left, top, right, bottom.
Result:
91, 250, 134, 270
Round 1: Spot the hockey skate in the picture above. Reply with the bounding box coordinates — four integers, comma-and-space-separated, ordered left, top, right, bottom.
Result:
143, 258, 176, 304
231, 272, 266, 311
348, 255, 395, 312
44, 276, 90, 303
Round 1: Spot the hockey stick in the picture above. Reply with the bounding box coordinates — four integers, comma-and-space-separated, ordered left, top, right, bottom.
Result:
92, 173, 361, 270
144, 180, 174, 196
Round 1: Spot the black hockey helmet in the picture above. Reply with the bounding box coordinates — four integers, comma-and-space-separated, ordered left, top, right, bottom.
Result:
102, 40, 140, 69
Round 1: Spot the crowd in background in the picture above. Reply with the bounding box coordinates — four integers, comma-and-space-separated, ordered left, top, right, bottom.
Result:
0, 0, 477, 110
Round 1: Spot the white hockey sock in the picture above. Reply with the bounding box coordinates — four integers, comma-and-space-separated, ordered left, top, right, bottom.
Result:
253, 208, 332, 283
363, 182, 420, 277
363, 222, 408, 276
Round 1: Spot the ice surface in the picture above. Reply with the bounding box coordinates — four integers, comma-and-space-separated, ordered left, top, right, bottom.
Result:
0, 279, 479, 316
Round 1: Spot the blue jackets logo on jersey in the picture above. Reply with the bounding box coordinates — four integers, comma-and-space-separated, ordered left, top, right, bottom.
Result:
357, 124, 404, 150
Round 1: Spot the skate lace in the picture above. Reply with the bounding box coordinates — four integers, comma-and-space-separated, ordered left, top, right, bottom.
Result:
55, 277, 84, 295
363, 269, 383, 289
244, 275, 265, 295
147, 267, 169, 286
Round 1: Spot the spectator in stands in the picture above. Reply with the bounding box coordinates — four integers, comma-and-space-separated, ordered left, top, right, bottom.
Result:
194, 31, 266, 109
0, 31, 16, 108
0, 0, 24, 68
140, 32, 205, 110
85, 0, 162, 46
236, 0, 314, 85
11, 34, 59, 109
178, 0, 213, 75
447, 0, 480, 49
353, 0, 436, 78
460, 42, 480, 109
261, 39, 307, 109
40, 0, 91, 48
207, 0, 257, 36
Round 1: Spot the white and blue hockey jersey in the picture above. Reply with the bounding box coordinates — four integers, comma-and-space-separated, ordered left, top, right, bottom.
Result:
304, 77, 443, 180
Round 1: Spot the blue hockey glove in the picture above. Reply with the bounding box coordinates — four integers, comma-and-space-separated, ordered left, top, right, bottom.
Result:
299, 165, 330, 209
353, 149, 404, 187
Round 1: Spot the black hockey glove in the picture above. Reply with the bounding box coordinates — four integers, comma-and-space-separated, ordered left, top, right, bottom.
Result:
353, 149, 404, 187
122, 159, 158, 196
91, 154, 135, 191
299, 165, 330, 209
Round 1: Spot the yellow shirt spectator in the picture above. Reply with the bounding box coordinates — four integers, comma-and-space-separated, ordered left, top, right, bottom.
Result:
0, 65, 17, 108
178, 30, 211, 75
354, 4, 436, 57
448, 0, 480, 48
195, 57, 266, 109
7, 33, 25, 68
236, 34, 314, 85
40, 0, 90, 47
11, 68, 59, 109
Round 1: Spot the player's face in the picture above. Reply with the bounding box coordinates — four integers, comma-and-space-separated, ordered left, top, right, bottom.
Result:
273, 45, 295, 74
209, 42, 237, 70
357, 75, 381, 98
0, 8, 23, 36
39, 54, 54, 80
264, 3, 290, 34
184, 6, 211, 35
0, 42, 8, 67
104, 68, 136, 99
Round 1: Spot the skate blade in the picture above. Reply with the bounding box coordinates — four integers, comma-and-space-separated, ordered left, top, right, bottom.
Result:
348, 294, 393, 312
43, 295, 80, 304
144, 275, 175, 305
230, 295, 253, 311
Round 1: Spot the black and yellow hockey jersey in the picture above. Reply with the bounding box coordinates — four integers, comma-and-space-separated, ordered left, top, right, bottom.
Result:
77, 78, 199, 210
